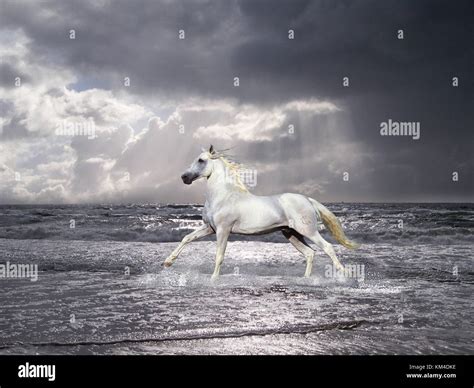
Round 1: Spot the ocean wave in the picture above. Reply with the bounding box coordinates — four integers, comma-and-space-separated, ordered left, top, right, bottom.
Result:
0, 226, 187, 243
0, 225, 472, 244
0, 203, 472, 244
0, 320, 368, 350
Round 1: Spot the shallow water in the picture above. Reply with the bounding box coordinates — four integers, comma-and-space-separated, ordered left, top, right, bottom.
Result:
0, 235, 472, 354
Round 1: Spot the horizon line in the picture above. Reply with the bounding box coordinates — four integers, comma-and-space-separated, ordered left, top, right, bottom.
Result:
0, 201, 472, 206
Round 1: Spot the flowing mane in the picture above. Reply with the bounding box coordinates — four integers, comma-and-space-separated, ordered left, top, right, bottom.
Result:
210, 151, 249, 193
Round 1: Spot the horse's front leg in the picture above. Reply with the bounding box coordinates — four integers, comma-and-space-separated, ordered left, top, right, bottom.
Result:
163, 224, 214, 267
211, 227, 231, 281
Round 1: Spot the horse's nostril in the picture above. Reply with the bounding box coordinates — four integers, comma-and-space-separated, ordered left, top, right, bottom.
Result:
181, 173, 192, 184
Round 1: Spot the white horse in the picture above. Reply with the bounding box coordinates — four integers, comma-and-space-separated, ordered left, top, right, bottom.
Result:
163, 145, 359, 280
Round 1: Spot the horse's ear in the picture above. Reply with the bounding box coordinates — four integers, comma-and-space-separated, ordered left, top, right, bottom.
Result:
209, 144, 215, 154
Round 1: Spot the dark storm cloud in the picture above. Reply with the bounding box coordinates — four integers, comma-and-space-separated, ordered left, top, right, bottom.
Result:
1, 0, 241, 98
1, 0, 473, 202
5, 0, 470, 100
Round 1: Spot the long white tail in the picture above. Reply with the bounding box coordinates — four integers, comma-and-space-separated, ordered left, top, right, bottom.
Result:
308, 198, 360, 249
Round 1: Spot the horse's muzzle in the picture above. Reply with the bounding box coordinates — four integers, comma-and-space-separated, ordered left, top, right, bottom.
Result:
181, 173, 193, 185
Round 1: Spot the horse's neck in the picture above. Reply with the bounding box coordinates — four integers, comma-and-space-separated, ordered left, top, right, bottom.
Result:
206, 161, 232, 205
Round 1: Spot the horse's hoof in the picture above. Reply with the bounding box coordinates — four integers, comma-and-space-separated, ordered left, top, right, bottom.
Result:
163, 261, 173, 268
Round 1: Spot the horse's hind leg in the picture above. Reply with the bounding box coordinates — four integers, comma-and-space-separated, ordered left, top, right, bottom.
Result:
305, 231, 344, 272
282, 229, 315, 277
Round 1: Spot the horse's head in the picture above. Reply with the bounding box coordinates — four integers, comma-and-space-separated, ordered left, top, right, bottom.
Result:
181, 145, 216, 185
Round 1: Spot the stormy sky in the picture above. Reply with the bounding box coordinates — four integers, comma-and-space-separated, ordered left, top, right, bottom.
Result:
0, 0, 472, 204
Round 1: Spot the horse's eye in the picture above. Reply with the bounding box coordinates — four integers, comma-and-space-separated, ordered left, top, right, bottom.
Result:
198, 158, 204, 163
